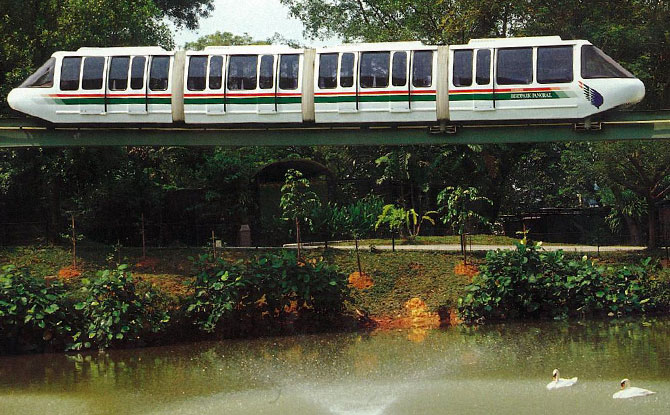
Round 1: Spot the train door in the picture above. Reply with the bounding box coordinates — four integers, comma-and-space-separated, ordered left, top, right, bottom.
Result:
107, 56, 130, 116
147, 55, 172, 121
185, 55, 208, 116
276, 53, 303, 122
257, 54, 277, 115
338, 52, 357, 113
474, 48, 494, 111
389, 50, 409, 112
80, 56, 106, 115
409, 50, 436, 120
358, 51, 391, 115
226, 54, 259, 119
128, 56, 148, 115
206, 55, 225, 115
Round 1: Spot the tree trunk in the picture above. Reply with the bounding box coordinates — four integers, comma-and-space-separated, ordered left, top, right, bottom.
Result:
295, 218, 301, 261
355, 237, 362, 275
460, 232, 467, 265
648, 202, 658, 248
624, 216, 642, 245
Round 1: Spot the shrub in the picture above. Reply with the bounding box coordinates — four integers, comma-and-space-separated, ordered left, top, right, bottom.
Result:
186, 251, 348, 333
0, 265, 72, 353
458, 241, 657, 323
70, 264, 169, 350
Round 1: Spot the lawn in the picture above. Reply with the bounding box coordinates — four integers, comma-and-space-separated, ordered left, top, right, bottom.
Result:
1, 244, 666, 319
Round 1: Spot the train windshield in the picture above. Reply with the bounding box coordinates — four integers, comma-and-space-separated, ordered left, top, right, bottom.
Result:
19, 58, 56, 88
581, 45, 634, 79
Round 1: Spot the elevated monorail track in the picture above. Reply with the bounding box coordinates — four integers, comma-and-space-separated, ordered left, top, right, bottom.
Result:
0, 111, 669, 148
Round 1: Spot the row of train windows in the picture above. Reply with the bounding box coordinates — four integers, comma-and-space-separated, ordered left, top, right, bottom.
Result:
318, 51, 433, 89
452, 46, 573, 86
187, 54, 300, 91
452, 45, 634, 86
60, 56, 170, 91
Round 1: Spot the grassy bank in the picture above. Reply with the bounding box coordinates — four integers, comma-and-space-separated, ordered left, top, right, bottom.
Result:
2, 244, 667, 318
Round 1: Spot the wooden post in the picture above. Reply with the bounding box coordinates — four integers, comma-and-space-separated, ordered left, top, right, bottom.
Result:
211, 230, 216, 258
71, 213, 76, 268
141, 213, 146, 259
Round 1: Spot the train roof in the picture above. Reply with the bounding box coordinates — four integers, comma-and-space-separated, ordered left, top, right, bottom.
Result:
201, 44, 303, 54
463, 36, 588, 47
318, 41, 435, 52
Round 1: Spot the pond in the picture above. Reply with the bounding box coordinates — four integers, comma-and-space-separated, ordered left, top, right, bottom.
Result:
1, 318, 669, 414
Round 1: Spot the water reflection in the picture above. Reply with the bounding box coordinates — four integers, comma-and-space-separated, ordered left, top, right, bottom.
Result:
0, 318, 668, 414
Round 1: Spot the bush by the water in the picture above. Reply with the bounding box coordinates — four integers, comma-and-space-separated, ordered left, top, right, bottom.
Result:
458, 241, 658, 323
186, 251, 349, 333
70, 265, 170, 350
0, 265, 72, 353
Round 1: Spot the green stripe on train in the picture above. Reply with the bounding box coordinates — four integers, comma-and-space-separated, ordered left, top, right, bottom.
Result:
184, 96, 302, 105
450, 90, 573, 101
314, 95, 436, 104
54, 98, 172, 105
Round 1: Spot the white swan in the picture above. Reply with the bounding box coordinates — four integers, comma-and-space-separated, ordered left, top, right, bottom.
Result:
612, 379, 656, 399
546, 369, 578, 390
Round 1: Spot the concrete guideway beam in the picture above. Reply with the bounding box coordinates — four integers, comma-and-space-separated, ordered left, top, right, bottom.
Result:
0, 111, 669, 148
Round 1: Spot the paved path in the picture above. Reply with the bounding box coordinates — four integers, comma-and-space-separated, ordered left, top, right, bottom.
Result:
291, 243, 646, 253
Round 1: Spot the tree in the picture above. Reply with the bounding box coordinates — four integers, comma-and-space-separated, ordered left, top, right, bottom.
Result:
438, 186, 492, 264
184, 31, 268, 50
592, 140, 670, 248
280, 169, 321, 260
375, 204, 405, 251
340, 197, 382, 275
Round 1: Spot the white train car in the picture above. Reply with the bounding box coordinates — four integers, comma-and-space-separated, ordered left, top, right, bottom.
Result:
7, 36, 645, 126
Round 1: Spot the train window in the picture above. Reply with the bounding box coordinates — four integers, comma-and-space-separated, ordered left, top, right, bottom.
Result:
19, 58, 55, 88
209, 56, 223, 90
228, 55, 258, 90
412, 50, 433, 87
581, 45, 634, 79
360, 52, 390, 88
187, 56, 207, 91
259, 55, 274, 89
497, 48, 532, 85
537, 46, 573, 83
476, 49, 491, 85
60, 57, 82, 91
340, 53, 354, 88
149, 56, 170, 91
318, 53, 338, 89
109, 57, 130, 91
82, 57, 104, 90
392, 52, 407, 86
279, 54, 299, 90
452, 50, 472, 87
130, 56, 146, 90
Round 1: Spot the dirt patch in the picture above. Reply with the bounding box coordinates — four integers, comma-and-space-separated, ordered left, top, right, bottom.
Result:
135, 257, 160, 272
57, 266, 82, 279
349, 271, 374, 290
454, 261, 479, 278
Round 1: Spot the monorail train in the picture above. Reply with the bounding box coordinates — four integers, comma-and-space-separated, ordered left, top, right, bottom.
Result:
7, 36, 645, 126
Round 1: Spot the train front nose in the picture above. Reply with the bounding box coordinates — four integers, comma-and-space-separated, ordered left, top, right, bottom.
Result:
631, 78, 646, 104
6, 88, 22, 112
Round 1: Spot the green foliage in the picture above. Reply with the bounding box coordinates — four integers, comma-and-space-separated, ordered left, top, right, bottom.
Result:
280, 169, 321, 229
438, 186, 492, 235
310, 202, 345, 244
184, 31, 268, 50
70, 265, 169, 350
376, 204, 436, 240
0, 265, 71, 352
458, 242, 658, 323
340, 196, 383, 239
186, 252, 348, 333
